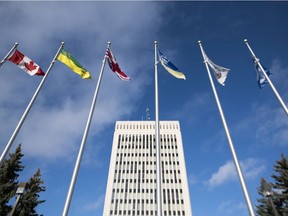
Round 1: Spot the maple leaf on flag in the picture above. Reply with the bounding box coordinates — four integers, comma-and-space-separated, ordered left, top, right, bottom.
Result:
25, 61, 37, 71
8, 50, 45, 76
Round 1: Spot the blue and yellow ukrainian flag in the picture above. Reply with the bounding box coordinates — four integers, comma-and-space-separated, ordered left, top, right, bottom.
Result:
158, 50, 186, 80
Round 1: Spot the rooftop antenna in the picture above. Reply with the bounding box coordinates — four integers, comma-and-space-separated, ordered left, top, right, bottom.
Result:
146, 108, 150, 120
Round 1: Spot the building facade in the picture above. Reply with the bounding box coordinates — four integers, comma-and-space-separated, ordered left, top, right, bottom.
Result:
103, 121, 192, 216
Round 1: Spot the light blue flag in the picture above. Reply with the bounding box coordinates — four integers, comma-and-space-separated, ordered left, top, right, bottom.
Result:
158, 50, 186, 80
255, 63, 272, 89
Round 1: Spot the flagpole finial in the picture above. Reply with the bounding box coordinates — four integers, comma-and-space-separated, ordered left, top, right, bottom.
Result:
198, 40, 202, 44
60, 42, 65, 50
15, 42, 18, 45
154, 41, 157, 45
244, 39, 248, 43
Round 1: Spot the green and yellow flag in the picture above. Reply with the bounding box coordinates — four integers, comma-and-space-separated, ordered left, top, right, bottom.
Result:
57, 49, 91, 79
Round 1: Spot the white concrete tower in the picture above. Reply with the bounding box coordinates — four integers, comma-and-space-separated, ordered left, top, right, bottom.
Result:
103, 121, 192, 216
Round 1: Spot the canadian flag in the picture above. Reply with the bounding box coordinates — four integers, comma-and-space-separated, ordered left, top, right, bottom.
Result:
8, 50, 45, 76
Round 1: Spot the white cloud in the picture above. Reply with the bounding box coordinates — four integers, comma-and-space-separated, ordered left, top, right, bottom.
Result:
218, 200, 247, 216
82, 194, 105, 211
17, 99, 88, 159
0, 2, 162, 161
188, 174, 198, 186
270, 59, 288, 95
206, 158, 265, 188
206, 160, 236, 187
246, 105, 288, 148
242, 158, 266, 180
233, 59, 288, 148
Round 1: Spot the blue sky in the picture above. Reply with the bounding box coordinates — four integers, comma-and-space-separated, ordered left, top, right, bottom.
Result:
0, 1, 288, 216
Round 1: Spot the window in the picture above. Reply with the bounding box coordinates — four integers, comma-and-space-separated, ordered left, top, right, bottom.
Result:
172, 189, 175, 204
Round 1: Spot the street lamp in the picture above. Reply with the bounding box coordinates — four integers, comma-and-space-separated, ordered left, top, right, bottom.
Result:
10, 182, 27, 216
262, 178, 279, 216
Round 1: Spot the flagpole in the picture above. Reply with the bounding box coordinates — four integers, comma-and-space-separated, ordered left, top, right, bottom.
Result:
244, 39, 288, 116
198, 41, 255, 216
0, 42, 64, 166
154, 40, 162, 216
0, 42, 19, 67
62, 41, 110, 216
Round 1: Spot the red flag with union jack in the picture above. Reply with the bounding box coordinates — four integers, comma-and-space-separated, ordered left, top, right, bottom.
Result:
8, 50, 45, 76
105, 48, 130, 81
